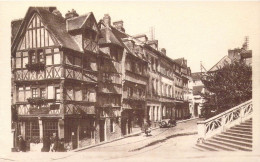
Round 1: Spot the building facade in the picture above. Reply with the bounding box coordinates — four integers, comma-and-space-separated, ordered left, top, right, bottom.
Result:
11, 7, 191, 151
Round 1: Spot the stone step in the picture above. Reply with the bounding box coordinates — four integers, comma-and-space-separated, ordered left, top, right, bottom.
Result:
202, 140, 237, 151
236, 124, 252, 128
230, 126, 252, 132
212, 136, 252, 148
227, 129, 252, 135
208, 138, 252, 151
195, 143, 219, 151
223, 132, 252, 139
217, 134, 252, 143
240, 123, 252, 127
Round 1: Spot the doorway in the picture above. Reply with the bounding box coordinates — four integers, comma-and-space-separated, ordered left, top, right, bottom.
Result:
194, 103, 199, 117
99, 120, 105, 142
121, 118, 127, 136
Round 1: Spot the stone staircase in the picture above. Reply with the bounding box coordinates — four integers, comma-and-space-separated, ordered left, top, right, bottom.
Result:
194, 118, 252, 151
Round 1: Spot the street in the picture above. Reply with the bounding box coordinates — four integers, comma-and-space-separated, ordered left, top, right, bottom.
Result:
1, 118, 257, 162
1, 119, 200, 161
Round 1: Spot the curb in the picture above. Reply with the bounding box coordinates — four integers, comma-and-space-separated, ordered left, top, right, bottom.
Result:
73, 117, 199, 152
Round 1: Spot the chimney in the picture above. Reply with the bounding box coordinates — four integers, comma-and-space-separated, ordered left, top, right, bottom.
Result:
65, 9, 79, 20
103, 14, 111, 27
52, 9, 62, 17
113, 20, 125, 32
161, 48, 166, 55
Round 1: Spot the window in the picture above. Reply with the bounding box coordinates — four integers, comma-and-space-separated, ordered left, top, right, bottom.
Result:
43, 121, 58, 138
16, 52, 22, 68
40, 88, 46, 98
53, 53, 60, 64
84, 88, 96, 102
32, 88, 38, 98
110, 119, 115, 132
46, 55, 52, 65
55, 87, 60, 100
74, 87, 82, 101
38, 51, 44, 63
25, 87, 31, 100
30, 51, 37, 64
23, 52, 28, 68
18, 87, 25, 102
25, 121, 39, 141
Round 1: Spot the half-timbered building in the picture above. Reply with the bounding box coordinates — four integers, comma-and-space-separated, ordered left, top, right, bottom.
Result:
11, 7, 192, 151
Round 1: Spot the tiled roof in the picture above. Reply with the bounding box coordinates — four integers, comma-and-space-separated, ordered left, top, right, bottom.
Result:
98, 28, 123, 47
11, 19, 23, 43
66, 13, 92, 32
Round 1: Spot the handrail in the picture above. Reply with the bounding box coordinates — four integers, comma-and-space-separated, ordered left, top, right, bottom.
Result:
197, 99, 252, 140
198, 99, 252, 124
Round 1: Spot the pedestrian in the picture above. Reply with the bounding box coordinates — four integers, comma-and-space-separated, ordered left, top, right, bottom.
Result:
17, 135, 26, 152
57, 138, 66, 152
143, 121, 151, 136
51, 133, 59, 152
41, 135, 51, 152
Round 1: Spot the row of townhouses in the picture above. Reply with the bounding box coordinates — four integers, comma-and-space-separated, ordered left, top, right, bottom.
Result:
11, 7, 191, 150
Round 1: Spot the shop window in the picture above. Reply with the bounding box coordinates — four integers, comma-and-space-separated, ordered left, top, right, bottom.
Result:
43, 121, 58, 138
25, 121, 40, 142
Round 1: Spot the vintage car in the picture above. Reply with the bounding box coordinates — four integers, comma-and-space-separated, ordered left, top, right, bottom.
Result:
159, 119, 176, 128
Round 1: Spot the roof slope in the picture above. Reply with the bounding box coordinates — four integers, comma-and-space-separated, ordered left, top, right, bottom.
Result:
11, 19, 23, 43
12, 7, 82, 54
208, 55, 232, 72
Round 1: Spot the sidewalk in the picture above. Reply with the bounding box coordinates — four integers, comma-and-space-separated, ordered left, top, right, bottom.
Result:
74, 117, 199, 152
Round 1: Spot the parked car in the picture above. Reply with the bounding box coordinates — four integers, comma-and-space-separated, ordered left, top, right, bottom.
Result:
159, 119, 176, 128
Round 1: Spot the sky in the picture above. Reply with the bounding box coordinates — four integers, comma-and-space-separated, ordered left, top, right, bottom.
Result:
3, 1, 260, 72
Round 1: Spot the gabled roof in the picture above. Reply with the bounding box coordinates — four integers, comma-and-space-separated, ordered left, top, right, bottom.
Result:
99, 28, 123, 47
66, 12, 101, 34
208, 55, 232, 72
12, 7, 82, 54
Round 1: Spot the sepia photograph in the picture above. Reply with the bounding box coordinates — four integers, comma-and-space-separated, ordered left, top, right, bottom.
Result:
0, 1, 260, 161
